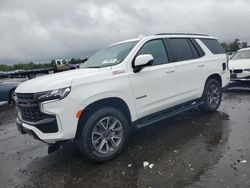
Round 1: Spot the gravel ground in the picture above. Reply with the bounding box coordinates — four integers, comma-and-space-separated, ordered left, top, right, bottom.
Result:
0, 81, 250, 188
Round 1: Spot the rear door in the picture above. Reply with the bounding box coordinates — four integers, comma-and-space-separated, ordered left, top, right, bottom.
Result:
165, 38, 206, 102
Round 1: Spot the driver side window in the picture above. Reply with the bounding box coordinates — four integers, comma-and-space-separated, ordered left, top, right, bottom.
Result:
137, 39, 169, 66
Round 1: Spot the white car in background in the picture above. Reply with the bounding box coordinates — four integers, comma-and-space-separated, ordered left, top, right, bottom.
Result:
229, 48, 250, 81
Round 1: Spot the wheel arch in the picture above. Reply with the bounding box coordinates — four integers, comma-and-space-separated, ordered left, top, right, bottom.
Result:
205, 73, 222, 86
202, 73, 222, 98
75, 97, 132, 139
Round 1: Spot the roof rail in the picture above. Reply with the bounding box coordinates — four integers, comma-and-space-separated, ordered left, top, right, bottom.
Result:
155, 33, 209, 36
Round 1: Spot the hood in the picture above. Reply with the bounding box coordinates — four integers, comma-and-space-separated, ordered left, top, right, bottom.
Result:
15, 67, 111, 93
229, 59, 250, 70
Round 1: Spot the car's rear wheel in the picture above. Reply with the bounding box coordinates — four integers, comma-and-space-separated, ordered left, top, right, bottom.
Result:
200, 78, 222, 112
76, 107, 130, 162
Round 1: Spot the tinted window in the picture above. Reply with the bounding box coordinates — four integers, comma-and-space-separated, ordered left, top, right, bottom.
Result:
200, 39, 225, 54
188, 40, 200, 58
168, 38, 194, 62
137, 39, 168, 65
190, 38, 205, 57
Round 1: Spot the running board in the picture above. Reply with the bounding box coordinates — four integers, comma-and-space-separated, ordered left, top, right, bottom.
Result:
135, 101, 203, 129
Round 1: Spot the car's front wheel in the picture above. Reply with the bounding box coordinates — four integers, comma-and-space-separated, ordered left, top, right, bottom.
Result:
200, 78, 222, 112
76, 107, 130, 162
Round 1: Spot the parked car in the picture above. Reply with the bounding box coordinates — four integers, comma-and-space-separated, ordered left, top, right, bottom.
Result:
229, 47, 250, 81
51, 59, 79, 72
0, 81, 19, 103
15, 33, 229, 162
0, 71, 7, 79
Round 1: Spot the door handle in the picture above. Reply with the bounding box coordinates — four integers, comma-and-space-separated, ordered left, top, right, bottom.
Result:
165, 70, 175, 74
198, 64, 205, 68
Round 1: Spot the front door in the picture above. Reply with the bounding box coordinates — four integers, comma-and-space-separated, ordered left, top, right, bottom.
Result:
129, 39, 179, 119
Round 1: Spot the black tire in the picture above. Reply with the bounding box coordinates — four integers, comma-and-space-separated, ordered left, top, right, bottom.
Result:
200, 78, 222, 112
76, 107, 130, 162
8, 89, 16, 104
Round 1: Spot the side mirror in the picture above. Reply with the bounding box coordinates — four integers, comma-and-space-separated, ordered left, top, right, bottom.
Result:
133, 54, 153, 73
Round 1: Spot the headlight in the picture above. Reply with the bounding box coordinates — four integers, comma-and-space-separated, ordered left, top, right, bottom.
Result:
37, 87, 71, 101
244, 69, 250, 72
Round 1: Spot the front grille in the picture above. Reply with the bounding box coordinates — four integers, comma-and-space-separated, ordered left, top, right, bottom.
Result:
233, 69, 243, 74
19, 108, 45, 122
16, 93, 44, 122
16, 93, 58, 133
16, 93, 34, 100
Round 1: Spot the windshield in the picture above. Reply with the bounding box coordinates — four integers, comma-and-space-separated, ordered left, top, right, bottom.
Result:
232, 50, 250, 60
81, 41, 138, 68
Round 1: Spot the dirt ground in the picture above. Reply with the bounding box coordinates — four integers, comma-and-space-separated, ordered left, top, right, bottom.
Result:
0, 82, 250, 188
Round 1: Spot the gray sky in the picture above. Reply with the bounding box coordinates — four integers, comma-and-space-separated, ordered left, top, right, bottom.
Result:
0, 0, 250, 64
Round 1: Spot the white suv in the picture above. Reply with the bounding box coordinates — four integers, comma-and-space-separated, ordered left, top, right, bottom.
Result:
15, 33, 229, 162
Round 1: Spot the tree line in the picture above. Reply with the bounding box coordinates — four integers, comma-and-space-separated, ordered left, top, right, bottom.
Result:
221, 39, 248, 53
0, 58, 88, 72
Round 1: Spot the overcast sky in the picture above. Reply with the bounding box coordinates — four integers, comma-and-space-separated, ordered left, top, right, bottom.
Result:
0, 0, 250, 64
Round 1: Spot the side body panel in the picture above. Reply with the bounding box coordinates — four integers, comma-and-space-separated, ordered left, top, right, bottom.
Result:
128, 63, 179, 118
195, 39, 229, 90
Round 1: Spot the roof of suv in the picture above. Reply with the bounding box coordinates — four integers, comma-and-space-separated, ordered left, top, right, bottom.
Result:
155, 33, 209, 36
153, 33, 216, 39
111, 33, 216, 46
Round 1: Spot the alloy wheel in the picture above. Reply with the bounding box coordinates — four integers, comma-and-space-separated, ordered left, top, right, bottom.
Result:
207, 83, 221, 108
91, 116, 123, 154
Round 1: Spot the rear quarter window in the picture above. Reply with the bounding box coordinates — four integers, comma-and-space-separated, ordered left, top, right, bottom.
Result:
200, 39, 225, 54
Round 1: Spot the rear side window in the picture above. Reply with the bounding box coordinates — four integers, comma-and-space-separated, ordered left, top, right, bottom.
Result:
137, 39, 168, 65
167, 38, 194, 62
190, 38, 205, 57
200, 39, 225, 54
188, 40, 200, 58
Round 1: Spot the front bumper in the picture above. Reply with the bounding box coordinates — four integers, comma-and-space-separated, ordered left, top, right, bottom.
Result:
16, 95, 80, 144
16, 114, 64, 144
17, 112, 58, 133
16, 118, 48, 143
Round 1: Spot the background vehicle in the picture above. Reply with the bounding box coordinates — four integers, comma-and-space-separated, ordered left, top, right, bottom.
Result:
51, 59, 80, 72
0, 71, 7, 79
229, 47, 250, 81
0, 81, 20, 103
15, 33, 229, 162
1, 60, 82, 80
